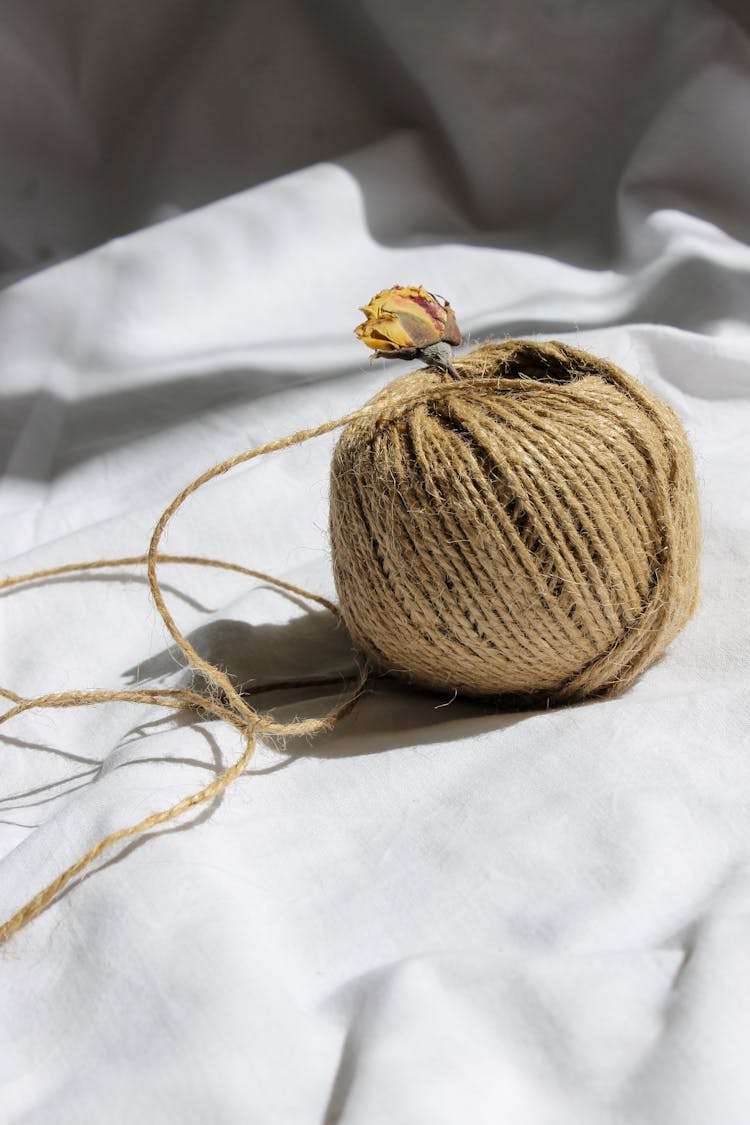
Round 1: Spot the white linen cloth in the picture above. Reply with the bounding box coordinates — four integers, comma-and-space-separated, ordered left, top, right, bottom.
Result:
1, 2, 749, 1122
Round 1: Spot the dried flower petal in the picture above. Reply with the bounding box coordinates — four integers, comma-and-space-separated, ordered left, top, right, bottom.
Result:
355, 285, 462, 355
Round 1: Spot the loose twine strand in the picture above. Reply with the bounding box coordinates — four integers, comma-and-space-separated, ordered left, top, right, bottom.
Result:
0, 375, 494, 944
0, 342, 699, 944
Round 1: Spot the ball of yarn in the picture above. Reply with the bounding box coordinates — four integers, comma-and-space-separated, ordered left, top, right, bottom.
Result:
329, 340, 700, 704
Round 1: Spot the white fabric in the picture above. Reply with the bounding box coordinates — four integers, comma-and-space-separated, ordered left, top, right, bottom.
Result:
2, 2, 750, 1122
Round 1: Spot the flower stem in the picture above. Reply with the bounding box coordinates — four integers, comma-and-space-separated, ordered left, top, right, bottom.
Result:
419, 341, 459, 379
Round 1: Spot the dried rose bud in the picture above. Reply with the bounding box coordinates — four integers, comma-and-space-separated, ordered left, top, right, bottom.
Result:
355, 285, 461, 377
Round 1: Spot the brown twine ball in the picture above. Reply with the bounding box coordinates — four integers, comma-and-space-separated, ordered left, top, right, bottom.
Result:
330, 340, 701, 705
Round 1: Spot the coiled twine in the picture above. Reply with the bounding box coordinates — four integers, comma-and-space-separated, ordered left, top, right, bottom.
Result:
330, 340, 700, 704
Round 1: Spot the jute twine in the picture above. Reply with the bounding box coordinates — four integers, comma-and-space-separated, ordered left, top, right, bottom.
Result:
331, 340, 701, 702
0, 340, 700, 943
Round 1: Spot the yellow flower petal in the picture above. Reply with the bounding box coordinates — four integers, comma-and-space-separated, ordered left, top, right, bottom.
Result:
355, 285, 462, 354
355, 314, 415, 350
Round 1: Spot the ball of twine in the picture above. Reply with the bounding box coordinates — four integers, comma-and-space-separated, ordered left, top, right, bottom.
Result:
330, 340, 701, 704
0, 336, 701, 943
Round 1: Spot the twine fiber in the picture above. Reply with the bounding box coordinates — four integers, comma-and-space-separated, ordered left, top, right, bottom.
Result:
330, 340, 701, 704
0, 339, 700, 943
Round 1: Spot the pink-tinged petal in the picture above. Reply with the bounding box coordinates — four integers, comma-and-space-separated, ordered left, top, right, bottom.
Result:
380, 292, 444, 335
389, 307, 443, 348
442, 304, 462, 346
